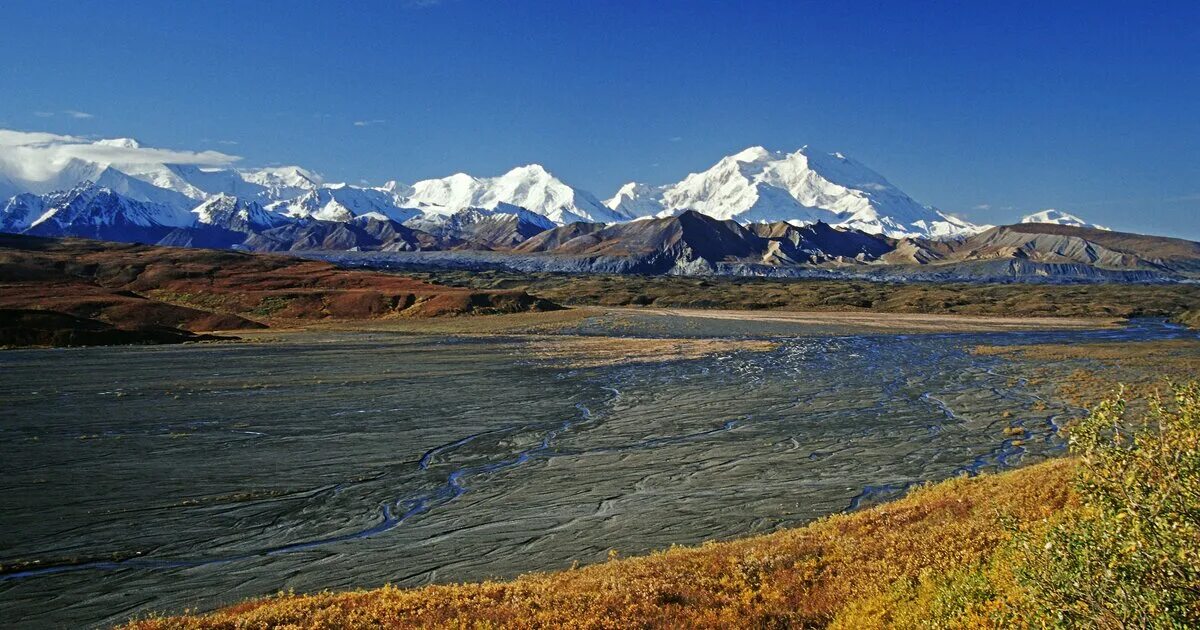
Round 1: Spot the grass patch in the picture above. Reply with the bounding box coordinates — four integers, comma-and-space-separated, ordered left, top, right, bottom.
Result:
973, 339, 1200, 408
246, 295, 293, 318
145, 291, 237, 314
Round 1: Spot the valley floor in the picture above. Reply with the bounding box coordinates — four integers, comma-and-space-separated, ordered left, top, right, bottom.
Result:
2, 301, 1195, 628
121, 334, 1200, 629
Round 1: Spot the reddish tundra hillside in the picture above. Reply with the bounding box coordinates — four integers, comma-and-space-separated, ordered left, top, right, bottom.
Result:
0, 234, 558, 347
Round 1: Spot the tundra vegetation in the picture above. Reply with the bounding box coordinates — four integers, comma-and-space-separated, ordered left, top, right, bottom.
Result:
126, 383, 1200, 629
401, 268, 1200, 326
0, 235, 558, 347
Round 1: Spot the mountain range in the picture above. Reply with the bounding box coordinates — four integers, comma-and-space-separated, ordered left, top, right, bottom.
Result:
1, 130, 994, 238
315, 211, 1200, 283
1, 129, 1195, 282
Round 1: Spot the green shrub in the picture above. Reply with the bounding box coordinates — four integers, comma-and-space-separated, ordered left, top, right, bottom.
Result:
1015, 383, 1200, 627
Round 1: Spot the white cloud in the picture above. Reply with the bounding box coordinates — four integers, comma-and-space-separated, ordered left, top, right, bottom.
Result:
0, 128, 240, 185
63, 110, 95, 119
972, 203, 991, 210
353, 119, 386, 127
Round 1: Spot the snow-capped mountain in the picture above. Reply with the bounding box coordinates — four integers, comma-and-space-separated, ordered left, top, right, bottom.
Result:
403, 205, 557, 249
265, 183, 418, 223
662, 146, 843, 225
0, 193, 47, 233
238, 166, 323, 198
4, 182, 193, 240
605, 182, 666, 219
6, 128, 1137, 251
1020, 209, 1109, 231
162, 164, 322, 203
192, 194, 286, 232
0, 130, 323, 207
404, 164, 627, 224
605, 146, 985, 238
405, 204, 555, 232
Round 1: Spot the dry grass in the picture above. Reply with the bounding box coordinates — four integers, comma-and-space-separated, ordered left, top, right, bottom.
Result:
123, 459, 1074, 629
973, 339, 1200, 407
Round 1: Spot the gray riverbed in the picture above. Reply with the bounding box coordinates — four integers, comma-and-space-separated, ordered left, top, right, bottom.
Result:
0, 318, 1194, 627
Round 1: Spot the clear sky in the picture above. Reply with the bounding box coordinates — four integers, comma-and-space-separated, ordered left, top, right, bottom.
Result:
2, 0, 1197, 238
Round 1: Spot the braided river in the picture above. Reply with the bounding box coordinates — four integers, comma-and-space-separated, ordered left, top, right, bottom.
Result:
1, 316, 1193, 627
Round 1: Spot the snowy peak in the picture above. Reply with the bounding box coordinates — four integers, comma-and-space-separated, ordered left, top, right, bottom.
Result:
265, 184, 418, 223
503, 163, 553, 178
239, 165, 322, 195
19, 181, 194, 237
0, 192, 48, 232
160, 164, 321, 204
729, 145, 777, 163
94, 137, 142, 149
404, 164, 625, 224
192, 194, 282, 231
0, 130, 329, 210
1020, 209, 1109, 231
605, 182, 665, 219
646, 145, 981, 238
402, 204, 558, 248
379, 180, 412, 196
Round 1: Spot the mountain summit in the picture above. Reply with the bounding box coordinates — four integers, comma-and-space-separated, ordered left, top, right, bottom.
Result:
604, 146, 984, 238
404, 164, 626, 224
1020, 209, 1109, 230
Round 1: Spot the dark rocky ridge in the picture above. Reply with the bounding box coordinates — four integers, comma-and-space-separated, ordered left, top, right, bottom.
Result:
313, 213, 1200, 284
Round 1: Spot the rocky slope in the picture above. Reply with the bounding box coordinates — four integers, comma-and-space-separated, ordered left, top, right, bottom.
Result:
927, 224, 1200, 275
321, 214, 1200, 283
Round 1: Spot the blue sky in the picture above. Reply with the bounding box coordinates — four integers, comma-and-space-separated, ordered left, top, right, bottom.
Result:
2, 0, 1197, 237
